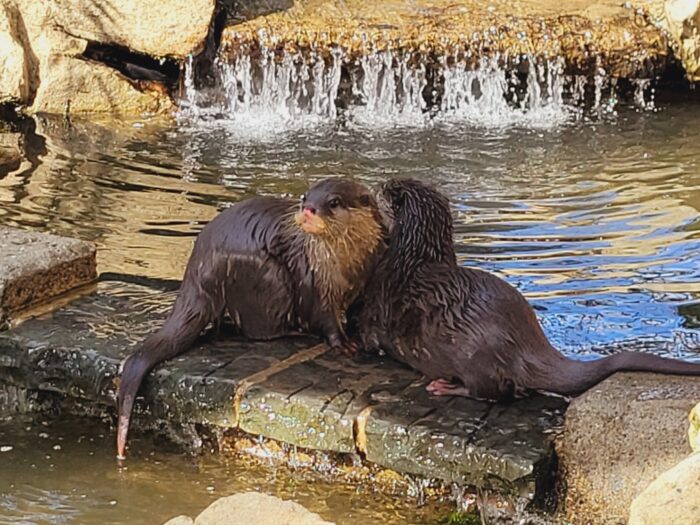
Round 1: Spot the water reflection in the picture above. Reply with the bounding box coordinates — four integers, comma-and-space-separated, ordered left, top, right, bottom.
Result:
0, 104, 699, 360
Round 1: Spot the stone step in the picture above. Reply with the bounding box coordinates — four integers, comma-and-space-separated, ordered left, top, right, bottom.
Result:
0, 278, 566, 502
0, 227, 96, 329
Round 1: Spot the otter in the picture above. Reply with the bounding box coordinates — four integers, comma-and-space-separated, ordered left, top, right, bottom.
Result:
117, 178, 385, 459
358, 178, 700, 401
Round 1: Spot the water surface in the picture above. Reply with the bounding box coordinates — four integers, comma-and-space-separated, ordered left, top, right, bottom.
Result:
1, 103, 699, 359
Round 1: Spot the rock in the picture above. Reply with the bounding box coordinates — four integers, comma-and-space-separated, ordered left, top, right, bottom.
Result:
664, 0, 700, 81
47, 0, 215, 58
0, 132, 22, 174
167, 492, 335, 525
557, 372, 700, 525
163, 516, 194, 525
0, 227, 97, 326
222, 0, 671, 79
31, 52, 173, 115
690, 401, 700, 452
0, 3, 29, 104
628, 452, 700, 525
0, 0, 217, 115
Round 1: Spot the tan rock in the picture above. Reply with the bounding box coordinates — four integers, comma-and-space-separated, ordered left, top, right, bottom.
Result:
0, 132, 22, 174
222, 0, 671, 78
690, 401, 700, 452
47, 0, 216, 58
0, 3, 29, 103
30, 51, 173, 115
192, 492, 334, 525
557, 372, 700, 525
664, 0, 700, 81
628, 452, 700, 525
164, 516, 194, 525
0, 0, 215, 115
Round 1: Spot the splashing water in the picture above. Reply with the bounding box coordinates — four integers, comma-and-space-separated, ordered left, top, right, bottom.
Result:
177, 47, 655, 133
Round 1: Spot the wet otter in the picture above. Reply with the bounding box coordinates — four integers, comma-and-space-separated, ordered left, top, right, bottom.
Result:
117, 178, 385, 458
358, 178, 700, 401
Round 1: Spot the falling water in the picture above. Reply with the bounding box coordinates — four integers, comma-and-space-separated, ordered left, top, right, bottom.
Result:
178, 48, 653, 131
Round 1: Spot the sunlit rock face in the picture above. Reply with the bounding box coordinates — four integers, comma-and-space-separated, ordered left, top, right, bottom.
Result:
663, 0, 700, 81
0, 0, 216, 115
220, 0, 672, 79
628, 452, 700, 525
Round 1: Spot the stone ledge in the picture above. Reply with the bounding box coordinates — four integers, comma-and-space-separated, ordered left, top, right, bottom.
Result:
0, 279, 565, 503
222, 0, 672, 78
0, 227, 97, 327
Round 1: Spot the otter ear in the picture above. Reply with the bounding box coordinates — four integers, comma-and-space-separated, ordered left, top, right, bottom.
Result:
359, 194, 371, 207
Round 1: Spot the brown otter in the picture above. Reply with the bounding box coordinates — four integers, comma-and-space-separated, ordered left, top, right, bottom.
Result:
358, 178, 700, 401
117, 178, 385, 459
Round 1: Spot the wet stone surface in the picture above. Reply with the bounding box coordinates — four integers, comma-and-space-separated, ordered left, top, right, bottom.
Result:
0, 279, 566, 500
0, 227, 97, 327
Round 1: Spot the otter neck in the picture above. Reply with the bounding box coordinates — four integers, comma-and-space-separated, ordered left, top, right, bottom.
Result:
388, 215, 456, 283
304, 208, 383, 320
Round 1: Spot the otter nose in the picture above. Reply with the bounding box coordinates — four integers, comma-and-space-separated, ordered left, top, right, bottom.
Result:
302, 205, 317, 216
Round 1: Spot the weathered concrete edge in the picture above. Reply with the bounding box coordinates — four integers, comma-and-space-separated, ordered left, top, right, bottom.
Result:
0, 228, 98, 328
0, 332, 557, 500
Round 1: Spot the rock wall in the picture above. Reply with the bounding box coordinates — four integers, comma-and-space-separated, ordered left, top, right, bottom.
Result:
0, 0, 216, 115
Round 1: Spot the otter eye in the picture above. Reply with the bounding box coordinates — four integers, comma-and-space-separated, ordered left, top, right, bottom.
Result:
328, 198, 341, 209
300, 193, 307, 202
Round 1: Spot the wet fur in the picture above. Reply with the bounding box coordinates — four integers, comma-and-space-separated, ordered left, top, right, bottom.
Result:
358, 178, 700, 401
117, 178, 384, 458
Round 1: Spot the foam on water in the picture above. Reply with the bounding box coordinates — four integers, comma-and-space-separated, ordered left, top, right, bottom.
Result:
177, 49, 654, 133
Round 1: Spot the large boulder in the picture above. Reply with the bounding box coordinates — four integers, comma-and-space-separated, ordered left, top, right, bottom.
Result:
628, 452, 700, 525
0, 0, 216, 115
163, 492, 334, 525
557, 372, 700, 525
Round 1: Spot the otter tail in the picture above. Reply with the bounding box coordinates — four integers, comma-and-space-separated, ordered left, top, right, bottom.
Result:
533, 350, 700, 397
116, 285, 223, 459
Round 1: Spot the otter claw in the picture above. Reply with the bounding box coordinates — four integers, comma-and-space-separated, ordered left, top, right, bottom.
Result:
426, 378, 469, 397
338, 339, 361, 357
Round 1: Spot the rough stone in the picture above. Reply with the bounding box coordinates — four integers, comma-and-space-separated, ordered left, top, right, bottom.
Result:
0, 3, 28, 104
0, 132, 22, 175
30, 52, 173, 115
185, 492, 334, 525
690, 401, 700, 452
0, 279, 564, 501
164, 516, 194, 525
0, 0, 185, 115
628, 452, 700, 525
0, 227, 96, 326
47, 0, 216, 59
222, 0, 671, 78
663, 0, 700, 81
557, 372, 700, 525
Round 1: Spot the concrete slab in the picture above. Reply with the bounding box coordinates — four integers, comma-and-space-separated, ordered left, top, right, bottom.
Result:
0, 279, 566, 503
0, 227, 97, 328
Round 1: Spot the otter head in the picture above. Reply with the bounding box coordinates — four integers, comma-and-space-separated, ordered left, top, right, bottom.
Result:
295, 178, 378, 237
380, 178, 456, 266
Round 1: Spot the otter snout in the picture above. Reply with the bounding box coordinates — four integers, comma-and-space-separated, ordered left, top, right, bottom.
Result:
295, 206, 327, 234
